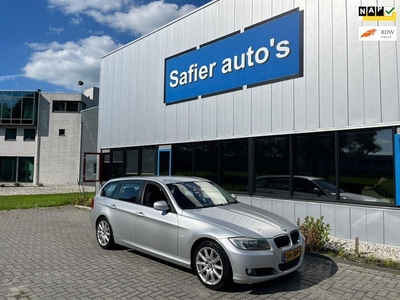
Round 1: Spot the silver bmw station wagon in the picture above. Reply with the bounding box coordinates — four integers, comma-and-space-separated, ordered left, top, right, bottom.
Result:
90, 176, 305, 290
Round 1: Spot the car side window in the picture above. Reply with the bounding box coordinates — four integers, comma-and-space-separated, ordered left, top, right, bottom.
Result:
143, 183, 167, 207
117, 181, 141, 203
102, 181, 120, 198
294, 178, 316, 194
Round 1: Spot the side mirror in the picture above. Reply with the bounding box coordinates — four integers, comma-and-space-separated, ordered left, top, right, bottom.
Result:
153, 200, 170, 211
313, 188, 321, 196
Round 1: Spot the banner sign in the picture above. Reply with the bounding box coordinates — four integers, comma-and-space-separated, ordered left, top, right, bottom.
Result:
164, 8, 303, 104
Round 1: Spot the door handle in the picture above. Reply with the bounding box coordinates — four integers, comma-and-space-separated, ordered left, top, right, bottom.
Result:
110, 204, 116, 209
135, 212, 145, 217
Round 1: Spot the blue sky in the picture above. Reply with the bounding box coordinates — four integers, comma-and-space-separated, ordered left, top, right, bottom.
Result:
0, 0, 212, 92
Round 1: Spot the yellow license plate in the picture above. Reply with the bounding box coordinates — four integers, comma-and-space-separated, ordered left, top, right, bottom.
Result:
282, 246, 302, 262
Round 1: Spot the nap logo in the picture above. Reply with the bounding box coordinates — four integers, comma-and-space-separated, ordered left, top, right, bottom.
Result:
359, 26, 396, 41
359, 6, 396, 21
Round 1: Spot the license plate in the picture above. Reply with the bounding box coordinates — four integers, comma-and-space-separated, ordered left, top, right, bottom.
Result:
282, 246, 302, 262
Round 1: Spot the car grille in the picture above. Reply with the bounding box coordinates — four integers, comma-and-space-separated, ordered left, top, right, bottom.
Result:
274, 230, 301, 248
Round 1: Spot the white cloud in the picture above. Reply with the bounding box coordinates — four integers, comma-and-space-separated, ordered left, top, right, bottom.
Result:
48, 0, 130, 14
48, 0, 198, 36
86, 1, 197, 36
23, 36, 122, 91
47, 26, 65, 35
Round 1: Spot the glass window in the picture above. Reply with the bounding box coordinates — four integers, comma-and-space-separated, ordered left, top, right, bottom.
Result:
24, 129, 35, 141
117, 181, 141, 203
255, 136, 289, 196
221, 139, 248, 192
53, 101, 65, 112
126, 149, 139, 175
339, 128, 394, 204
0, 157, 17, 181
12, 97, 22, 120
102, 181, 120, 198
194, 141, 218, 182
17, 157, 34, 182
293, 133, 335, 200
22, 98, 34, 119
5, 128, 17, 140
172, 143, 194, 176
111, 150, 125, 178
53, 101, 84, 113
142, 148, 156, 175
2, 97, 12, 118
59, 129, 65, 136
66, 101, 79, 112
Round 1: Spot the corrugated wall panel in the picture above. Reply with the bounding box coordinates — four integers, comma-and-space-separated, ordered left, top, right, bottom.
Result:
332, 0, 348, 127
319, 0, 333, 129
99, 0, 400, 149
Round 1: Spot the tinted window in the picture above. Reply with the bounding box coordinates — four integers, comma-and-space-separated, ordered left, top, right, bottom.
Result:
117, 181, 141, 203
102, 181, 120, 198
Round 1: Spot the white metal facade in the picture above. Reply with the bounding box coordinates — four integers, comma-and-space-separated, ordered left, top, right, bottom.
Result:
99, 0, 399, 149
98, 0, 400, 247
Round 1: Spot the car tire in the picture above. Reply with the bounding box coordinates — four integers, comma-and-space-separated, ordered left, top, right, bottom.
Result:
193, 240, 232, 290
96, 217, 115, 249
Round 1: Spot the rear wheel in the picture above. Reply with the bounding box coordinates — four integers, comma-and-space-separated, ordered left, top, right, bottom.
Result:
193, 240, 232, 290
96, 217, 115, 249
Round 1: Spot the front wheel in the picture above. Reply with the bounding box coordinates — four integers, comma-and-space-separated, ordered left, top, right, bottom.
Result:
96, 217, 115, 249
193, 240, 232, 290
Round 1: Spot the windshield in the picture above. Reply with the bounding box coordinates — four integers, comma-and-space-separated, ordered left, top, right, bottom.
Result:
167, 180, 238, 209
314, 179, 345, 194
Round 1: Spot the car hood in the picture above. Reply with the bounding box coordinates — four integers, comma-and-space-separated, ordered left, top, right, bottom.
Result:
182, 202, 297, 238
338, 192, 391, 203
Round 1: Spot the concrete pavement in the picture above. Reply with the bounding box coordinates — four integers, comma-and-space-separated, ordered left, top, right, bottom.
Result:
0, 206, 399, 299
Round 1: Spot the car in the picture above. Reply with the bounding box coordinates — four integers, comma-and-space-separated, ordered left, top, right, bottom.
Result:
254, 175, 391, 203
90, 176, 305, 290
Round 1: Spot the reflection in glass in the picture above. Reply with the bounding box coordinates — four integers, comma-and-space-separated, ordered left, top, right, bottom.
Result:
339, 128, 394, 204
18, 157, 34, 182
126, 149, 139, 175
22, 98, 34, 119
111, 150, 124, 178
142, 148, 156, 175
221, 139, 247, 192
0, 157, 17, 181
195, 141, 218, 182
294, 133, 335, 180
172, 143, 194, 176
255, 136, 289, 196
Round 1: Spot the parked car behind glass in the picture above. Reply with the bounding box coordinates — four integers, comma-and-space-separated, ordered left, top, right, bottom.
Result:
90, 176, 305, 290
254, 175, 391, 203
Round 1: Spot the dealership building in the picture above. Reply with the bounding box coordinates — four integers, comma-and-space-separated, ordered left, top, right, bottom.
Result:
94, 1, 400, 247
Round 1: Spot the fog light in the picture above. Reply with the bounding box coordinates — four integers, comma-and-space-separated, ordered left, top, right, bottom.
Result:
246, 268, 255, 276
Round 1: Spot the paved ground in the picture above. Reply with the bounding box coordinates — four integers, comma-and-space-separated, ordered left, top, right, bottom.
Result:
1, 207, 400, 300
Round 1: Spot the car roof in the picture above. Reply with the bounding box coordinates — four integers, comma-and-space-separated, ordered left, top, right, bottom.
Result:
255, 175, 324, 181
103, 176, 207, 185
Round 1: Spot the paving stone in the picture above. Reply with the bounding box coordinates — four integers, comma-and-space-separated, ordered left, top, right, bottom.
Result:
1, 206, 400, 299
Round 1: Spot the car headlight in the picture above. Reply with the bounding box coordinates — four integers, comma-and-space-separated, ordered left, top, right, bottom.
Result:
228, 237, 271, 250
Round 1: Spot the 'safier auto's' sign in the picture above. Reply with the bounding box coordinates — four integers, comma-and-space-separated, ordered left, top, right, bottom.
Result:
164, 8, 303, 104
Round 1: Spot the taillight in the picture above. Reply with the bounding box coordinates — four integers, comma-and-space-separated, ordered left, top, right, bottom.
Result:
90, 198, 94, 209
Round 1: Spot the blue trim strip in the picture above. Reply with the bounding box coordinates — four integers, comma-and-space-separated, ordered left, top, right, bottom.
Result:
395, 134, 400, 206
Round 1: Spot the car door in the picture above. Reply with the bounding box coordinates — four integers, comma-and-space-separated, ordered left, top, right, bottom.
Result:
107, 180, 142, 244
134, 182, 179, 257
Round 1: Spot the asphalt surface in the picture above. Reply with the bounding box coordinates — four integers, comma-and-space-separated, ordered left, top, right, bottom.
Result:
1, 206, 400, 300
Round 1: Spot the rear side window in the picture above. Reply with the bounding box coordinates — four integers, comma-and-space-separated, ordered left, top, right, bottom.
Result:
102, 182, 120, 198
117, 181, 141, 203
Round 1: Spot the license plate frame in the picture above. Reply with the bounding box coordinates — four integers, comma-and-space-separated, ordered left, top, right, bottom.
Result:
282, 246, 302, 262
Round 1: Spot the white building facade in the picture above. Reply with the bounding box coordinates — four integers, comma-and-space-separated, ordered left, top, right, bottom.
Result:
97, 0, 400, 247
0, 88, 98, 186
